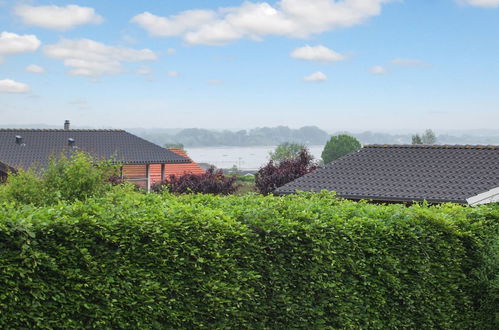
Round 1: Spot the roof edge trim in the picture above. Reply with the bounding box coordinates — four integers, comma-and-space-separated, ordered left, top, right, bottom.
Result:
466, 187, 499, 206
0, 129, 126, 132
364, 144, 499, 150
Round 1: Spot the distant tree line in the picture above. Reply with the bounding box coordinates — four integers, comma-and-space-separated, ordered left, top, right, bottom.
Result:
134, 126, 330, 147
131, 126, 499, 148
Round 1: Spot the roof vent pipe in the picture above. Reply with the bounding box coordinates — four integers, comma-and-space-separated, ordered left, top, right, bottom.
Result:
68, 138, 75, 147
15, 135, 23, 145
64, 120, 70, 130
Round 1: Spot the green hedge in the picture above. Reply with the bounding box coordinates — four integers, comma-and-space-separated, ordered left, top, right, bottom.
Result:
0, 190, 497, 329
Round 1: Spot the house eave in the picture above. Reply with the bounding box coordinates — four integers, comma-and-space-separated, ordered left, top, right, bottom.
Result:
117, 159, 191, 165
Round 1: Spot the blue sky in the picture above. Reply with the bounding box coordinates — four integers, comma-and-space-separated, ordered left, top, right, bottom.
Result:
0, 0, 498, 131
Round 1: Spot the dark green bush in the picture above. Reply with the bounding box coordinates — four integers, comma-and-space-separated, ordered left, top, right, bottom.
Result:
0, 191, 497, 329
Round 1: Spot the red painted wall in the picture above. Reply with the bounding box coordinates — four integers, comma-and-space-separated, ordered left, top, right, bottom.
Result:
122, 149, 205, 189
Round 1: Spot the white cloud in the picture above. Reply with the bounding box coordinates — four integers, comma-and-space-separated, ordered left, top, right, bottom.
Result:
167, 71, 180, 77
136, 66, 152, 75
15, 4, 103, 30
459, 0, 499, 8
130, 10, 217, 37
290, 45, 346, 62
0, 32, 41, 61
43, 39, 157, 77
369, 65, 386, 75
131, 0, 394, 45
0, 79, 30, 93
166, 48, 176, 55
25, 64, 45, 74
390, 58, 428, 67
184, 20, 243, 45
303, 71, 327, 82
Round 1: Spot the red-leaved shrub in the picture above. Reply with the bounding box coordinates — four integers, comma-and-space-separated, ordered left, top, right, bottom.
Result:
255, 149, 317, 195
153, 167, 239, 195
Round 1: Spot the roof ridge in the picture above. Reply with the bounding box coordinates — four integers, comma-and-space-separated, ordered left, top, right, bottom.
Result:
364, 144, 499, 150
0, 128, 126, 132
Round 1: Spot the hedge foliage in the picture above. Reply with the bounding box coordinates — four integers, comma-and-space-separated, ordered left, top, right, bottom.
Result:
0, 190, 497, 329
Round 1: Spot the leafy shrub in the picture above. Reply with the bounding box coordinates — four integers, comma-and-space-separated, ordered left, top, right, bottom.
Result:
269, 142, 306, 163
321, 134, 361, 164
0, 191, 497, 328
153, 166, 239, 195
0, 152, 120, 205
235, 174, 255, 182
0, 169, 47, 205
255, 148, 316, 194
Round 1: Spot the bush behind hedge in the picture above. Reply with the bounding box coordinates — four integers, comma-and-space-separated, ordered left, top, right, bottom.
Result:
0, 190, 497, 329
0, 152, 120, 206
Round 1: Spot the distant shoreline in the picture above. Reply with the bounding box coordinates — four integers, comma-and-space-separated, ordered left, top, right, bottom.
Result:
185, 145, 325, 171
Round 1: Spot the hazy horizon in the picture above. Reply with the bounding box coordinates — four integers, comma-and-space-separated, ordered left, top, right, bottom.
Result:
2, 122, 499, 136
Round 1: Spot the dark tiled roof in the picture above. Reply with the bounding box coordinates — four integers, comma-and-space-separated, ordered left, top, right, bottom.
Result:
0, 129, 190, 170
275, 144, 499, 203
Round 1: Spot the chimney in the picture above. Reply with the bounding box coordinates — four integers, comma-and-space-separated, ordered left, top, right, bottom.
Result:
15, 135, 24, 145
68, 138, 75, 147
64, 120, 70, 130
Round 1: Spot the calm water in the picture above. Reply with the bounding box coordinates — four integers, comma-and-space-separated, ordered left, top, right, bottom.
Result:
185, 146, 324, 170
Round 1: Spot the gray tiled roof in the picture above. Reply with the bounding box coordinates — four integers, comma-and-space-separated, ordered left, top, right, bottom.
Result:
0, 129, 190, 170
275, 145, 499, 203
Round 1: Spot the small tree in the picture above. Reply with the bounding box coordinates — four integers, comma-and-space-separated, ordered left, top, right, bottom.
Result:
255, 149, 316, 195
412, 134, 423, 145
321, 134, 361, 164
412, 129, 437, 145
421, 129, 437, 144
153, 167, 239, 195
269, 142, 306, 163
164, 143, 185, 150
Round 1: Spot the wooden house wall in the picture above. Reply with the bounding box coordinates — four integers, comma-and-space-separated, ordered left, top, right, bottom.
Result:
122, 164, 148, 189
149, 164, 162, 185
122, 164, 163, 190
149, 164, 205, 183
122, 162, 204, 190
122, 165, 146, 178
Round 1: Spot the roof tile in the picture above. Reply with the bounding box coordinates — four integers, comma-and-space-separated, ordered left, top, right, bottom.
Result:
0, 129, 189, 169
275, 144, 499, 203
